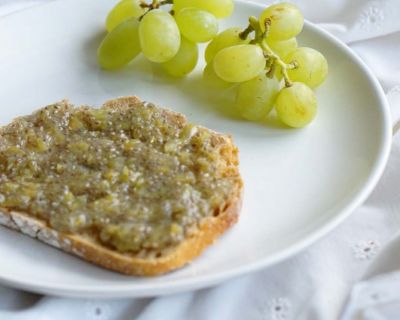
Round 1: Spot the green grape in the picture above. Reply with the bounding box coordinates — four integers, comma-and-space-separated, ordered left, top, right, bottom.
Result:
139, 9, 180, 63
260, 3, 304, 40
275, 82, 317, 128
213, 45, 266, 83
202, 62, 232, 89
236, 75, 280, 121
174, 0, 234, 18
161, 37, 198, 77
266, 37, 298, 59
205, 27, 251, 64
286, 47, 328, 88
106, 0, 145, 32
175, 8, 218, 43
97, 18, 141, 70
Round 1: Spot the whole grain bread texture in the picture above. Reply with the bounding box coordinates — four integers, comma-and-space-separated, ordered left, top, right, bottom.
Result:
0, 97, 243, 276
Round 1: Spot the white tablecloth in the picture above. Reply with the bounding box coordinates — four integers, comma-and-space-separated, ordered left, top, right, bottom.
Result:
1, 1, 400, 319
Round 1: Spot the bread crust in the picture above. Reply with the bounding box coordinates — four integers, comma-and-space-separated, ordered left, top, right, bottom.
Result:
0, 194, 242, 276
0, 97, 243, 276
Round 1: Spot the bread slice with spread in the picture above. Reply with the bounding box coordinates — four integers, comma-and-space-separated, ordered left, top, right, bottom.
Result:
0, 96, 243, 275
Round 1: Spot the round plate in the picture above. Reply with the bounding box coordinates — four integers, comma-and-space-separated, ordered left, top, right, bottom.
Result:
0, 0, 391, 298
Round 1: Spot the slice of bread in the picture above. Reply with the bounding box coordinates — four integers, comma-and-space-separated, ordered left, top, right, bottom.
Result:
0, 96, 243, 276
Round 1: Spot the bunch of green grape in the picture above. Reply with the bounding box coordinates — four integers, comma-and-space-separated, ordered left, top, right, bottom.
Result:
97, 1, 328, 129
97, 0, 234, 77
204, 3, 328, 128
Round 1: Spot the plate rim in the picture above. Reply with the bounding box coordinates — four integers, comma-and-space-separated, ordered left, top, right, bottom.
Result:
0, 0, 392, 298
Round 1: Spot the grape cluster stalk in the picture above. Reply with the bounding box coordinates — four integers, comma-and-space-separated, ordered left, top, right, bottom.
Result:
97, 1, 328, 128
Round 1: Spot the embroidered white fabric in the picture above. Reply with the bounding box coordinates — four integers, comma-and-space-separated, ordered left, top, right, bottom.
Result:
0, 1, 400, 319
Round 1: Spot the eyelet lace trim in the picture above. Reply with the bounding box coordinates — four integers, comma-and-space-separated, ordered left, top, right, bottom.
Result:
85, 301, 112, 320
352, 240, 380, 260
270, 297, 292, 320
356, 2, 385, 31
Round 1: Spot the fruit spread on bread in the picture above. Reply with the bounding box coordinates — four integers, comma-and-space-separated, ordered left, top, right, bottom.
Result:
0, 97, 243, 275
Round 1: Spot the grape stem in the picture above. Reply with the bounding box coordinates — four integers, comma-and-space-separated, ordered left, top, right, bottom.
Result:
239, 25, 254, 40
140, 0, 173, 10
260, 41, 295, 87
139, 0, 174, 20
239, 16, 259, 40
239, 16, 298, 87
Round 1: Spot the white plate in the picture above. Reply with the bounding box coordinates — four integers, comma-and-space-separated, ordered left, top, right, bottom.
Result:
0, 0, 391, 298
